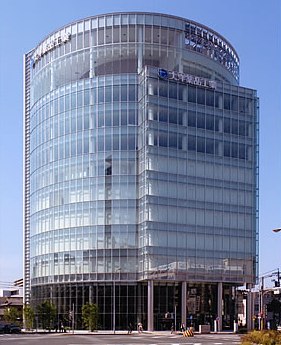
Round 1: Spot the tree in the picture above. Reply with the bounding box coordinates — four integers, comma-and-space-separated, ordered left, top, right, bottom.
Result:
23, 305, 35, 330
82, 303, 98, 331
3, 306, 21, 324
37, 301, 56, 330
267, 298, 281, 328
267, 298, 281, 314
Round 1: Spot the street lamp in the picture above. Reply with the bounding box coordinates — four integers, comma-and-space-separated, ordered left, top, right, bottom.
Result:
272, 229, 281, 288
113, 267, 121, 334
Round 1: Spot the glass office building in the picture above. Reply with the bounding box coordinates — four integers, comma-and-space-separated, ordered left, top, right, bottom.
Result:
24, 12, 258, 331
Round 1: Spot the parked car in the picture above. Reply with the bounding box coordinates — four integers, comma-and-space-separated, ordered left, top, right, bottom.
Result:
0, 324, 11, 334
9, 324, 21, 333
0, 323, 21, 334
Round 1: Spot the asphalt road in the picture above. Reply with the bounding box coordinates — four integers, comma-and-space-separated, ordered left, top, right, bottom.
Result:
0, 332, 242, 344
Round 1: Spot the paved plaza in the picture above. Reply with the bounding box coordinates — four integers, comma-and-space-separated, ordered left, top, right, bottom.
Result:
0, 331, 242, 344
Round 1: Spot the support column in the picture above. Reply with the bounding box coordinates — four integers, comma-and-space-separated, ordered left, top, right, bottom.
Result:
89, 285, 93, 304
178, 32, 184, 73
181, 282, 187, 326
147, 280, 154, 331
217, 282, 223, 332
137, 27, 143, 73
246, 284, 254, 331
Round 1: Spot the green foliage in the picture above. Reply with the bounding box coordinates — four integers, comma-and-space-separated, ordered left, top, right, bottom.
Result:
82, 303, 98, 332
241, 330, 281, 345
267, 299, 281, 314
3, 307, 21, 324
23, 305, 35, 330
37, 301, 57, 330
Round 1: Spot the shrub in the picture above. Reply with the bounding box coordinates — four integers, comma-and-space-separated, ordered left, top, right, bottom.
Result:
82, 303, 98, 332
241, 330, 281, 345
23, 305, 34, 330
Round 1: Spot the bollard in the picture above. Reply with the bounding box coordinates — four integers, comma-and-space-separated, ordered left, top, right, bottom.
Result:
214, 320, 217, 333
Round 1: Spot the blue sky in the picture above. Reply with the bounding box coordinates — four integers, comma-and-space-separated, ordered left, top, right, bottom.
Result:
0, 0, 280, 285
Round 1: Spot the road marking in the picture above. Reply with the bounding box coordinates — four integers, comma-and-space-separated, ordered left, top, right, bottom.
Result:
151, 335, 180, 338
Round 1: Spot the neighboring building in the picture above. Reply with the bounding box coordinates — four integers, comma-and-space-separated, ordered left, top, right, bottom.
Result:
24, 12, 258, 331
0, 285, 23, 322
13, 279, 24, 288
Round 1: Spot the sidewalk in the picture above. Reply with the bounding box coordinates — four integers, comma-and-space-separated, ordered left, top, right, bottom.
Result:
23, 329, 238, 336
23, 330, 180, 335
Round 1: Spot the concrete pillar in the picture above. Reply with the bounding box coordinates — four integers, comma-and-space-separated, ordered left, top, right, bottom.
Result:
137, 27, 143, 73
182, 85, 188, 101
148, 131, 154, 146
218, 95, 223, 109
89, 47, 94, 78
148, 108, 154, 120
147, 280, 154, 331
217, 282, 223, 331
181, 281, 187, 326
89, 285, 93, 304
50, 66, 54, 91
218, 118, 223, 132
178, 32, 184, 72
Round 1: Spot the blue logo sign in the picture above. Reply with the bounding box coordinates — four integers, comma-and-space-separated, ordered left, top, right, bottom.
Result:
158, 68, 169, 79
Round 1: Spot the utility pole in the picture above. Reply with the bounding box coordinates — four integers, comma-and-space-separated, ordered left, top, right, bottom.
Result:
113, 278, 116, 334
258, 269, 281, 330
174, 305, 177, 332
259, 277, 264, 330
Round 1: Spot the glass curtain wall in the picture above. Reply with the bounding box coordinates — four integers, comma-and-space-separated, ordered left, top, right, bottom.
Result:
25, 13, 258, 330
138, 66, 257, 285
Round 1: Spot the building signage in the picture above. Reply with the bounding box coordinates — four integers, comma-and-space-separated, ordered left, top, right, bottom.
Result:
32, 32, 71, 66
158, 68, 217, 89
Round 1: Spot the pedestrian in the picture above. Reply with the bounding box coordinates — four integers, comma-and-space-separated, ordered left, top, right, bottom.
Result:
171, 323, 174, 334
180, 322, 185, 332
127, 322, 133, 334
138, 322, 143, 333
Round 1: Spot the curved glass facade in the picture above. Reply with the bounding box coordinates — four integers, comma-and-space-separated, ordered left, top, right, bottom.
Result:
24, 12, 258, 331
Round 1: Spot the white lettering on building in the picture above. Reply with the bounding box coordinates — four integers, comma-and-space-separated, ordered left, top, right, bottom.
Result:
158, 68, 217, 89
32, 33, 71, 66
